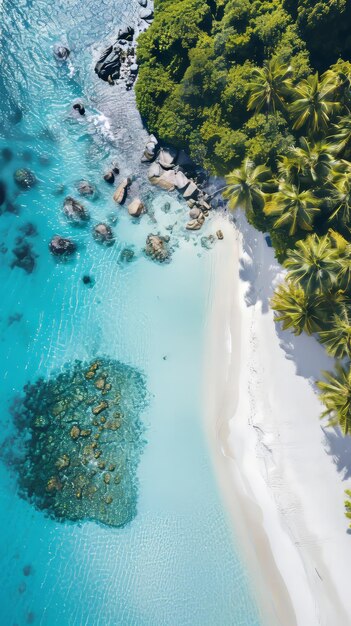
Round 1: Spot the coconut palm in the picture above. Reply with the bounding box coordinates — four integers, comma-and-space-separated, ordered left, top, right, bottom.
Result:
284, 234, 340, 294
289, 72, 340, 134
344, 490, 351, 527
318, 312, 351, 358
330, 115, 351, 155
290, 137, 335, 182
247, 57, 293, 115
264, 181, 320, 235
317, 363, 351, 435
223, 158, 271, 212
271, 281, 324, 335
327, 168, 351, 227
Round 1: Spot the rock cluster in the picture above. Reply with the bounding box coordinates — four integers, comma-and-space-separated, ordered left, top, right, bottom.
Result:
10, 357, 146, 527
144, 138, 213, 231
95, 27, 138, 90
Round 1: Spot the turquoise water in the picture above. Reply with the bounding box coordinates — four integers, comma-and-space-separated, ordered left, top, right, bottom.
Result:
0, 1, 262, 624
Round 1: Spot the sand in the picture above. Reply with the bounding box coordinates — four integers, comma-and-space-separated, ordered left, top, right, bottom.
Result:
204, 213, 351, 626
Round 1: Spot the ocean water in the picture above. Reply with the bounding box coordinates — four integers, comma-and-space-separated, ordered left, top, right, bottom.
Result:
0, 1, 262, 624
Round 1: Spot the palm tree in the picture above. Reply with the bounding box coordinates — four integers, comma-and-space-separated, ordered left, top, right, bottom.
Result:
330, 115, 351, 155
271, 281, 324, 335
284, 234, 340, 294
317, 363, 351, 435
223, 158, 271, 212
344, 490, 351, 527
318, 312, 351, 358
289, 72, 340, 134
327, 167, 351, 229
264, 181, 320, 235
247, 57, 293, 115
290, 137, 335, 182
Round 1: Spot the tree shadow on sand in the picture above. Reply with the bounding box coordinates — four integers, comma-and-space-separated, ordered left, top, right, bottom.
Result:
322, 426, 351, 481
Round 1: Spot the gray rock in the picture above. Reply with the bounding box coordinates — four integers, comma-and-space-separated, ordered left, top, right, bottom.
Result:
189, 207, 201, 219
140, 8, 154, 20
138, 0, 147, 5
76, 180, 95, 197
159, 147, 178, 170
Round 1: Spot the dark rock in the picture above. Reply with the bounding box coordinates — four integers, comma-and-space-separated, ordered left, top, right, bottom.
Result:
93, 223, 114, 245
20, 222, 37, 237
63, 196, 90, 224
14, 168, 37, 189
82, 275, 94, 286
0, 181, 6, 206
118, 26, 134, 41
11, 243, 37, 274
73, 102, 85, 115
95, 44, 122, 82
49, 236, 76, 256
104, 171, 115, 184
53, 44, 70, 61
1, 147, 13, 161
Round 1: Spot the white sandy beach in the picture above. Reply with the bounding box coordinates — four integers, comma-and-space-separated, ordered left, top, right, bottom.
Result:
205, 213, 351, 626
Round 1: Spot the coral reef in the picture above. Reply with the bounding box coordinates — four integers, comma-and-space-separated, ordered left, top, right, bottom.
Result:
12, 358, 146, 527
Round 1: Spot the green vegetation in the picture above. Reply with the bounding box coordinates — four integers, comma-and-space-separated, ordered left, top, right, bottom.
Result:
136, 0, 351, 525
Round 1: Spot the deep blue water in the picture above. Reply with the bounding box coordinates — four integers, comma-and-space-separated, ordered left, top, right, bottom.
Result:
0, 1, 262, 624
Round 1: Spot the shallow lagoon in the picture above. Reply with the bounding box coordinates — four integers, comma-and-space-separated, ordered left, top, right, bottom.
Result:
0, 0, 261, 624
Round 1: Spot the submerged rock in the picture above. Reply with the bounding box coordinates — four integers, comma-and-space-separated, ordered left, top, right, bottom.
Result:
76, 180, 96, 197
53, 44, 70, 61
63, 196, 90, 224
11, 242, 37, 274
145, 234, 171, 263
0, 181, 6, 206
14, 169, 36, 189
93, 223, 114, 245
49, 236, 76, 256
9, 357, 146, 528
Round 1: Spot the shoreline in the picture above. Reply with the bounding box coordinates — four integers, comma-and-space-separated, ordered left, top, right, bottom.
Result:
204, 214, 351, 625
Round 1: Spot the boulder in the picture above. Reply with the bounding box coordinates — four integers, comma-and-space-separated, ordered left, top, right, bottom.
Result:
95, 44, 121, 82
113, 177, 131, 204
189, 207, 201, 219
72, 101, 85, 116
183, 181, 199, 200
93, 223, 114, 245
145, 234, 170, 263
186, 219, 202, 231
148, 162, 161, 180
140, 8, 154, 20
14, 168, 36, 189
138, 0, 147, 6
118, 26, 134, 42
174, 171, 190, 191
53, 45, 70, 61
128, 198, 144, 217
158, 147, 178, 169
49, 236, 76, 256
111, 161, 120, 174
76, 180, 95, 197
63, 196, 90, 223
216, 229, 224, 240
104, 171, 115, 184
